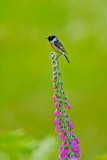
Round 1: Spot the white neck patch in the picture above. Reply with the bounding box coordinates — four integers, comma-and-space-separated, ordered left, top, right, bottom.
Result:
50, 37, 57, 43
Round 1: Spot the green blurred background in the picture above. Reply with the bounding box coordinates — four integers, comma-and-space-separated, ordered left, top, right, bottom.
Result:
0, 0, 107, 160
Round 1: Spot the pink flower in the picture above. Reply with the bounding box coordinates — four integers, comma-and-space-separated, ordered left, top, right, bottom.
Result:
55, 102, 59, 108
52, 86, 55, 90
53, 95, 57, 102
77, 152, 81, 159
51, 53, 81, 159
72, 154, 77, 159
73, 146, 81, 155
64, 148, 70, 154
54, 117, 59, 125
55, 125, 60, 132
58, 132, 63, 140
67, 117, 71, 122
59, 149, 67, 159
52, 86, 56, 92
59, 148, 70, 159
62, 129, 66, 137
52, 78, 54, 82
62, 135, 67, 142
54, 110, 59, 116
59, 112, 61, 115
64, 105, 68, 108
60, 120, 63, 126
72, 139, 78, 149
73, 150, 81, 159
69, 122, 73, 129
66, 99, 69, 102
74, 137, 79, 144
72, 140, 81, 158
68, 104, 71, 109
69, 130, 74, 134
59, 144, 64, 152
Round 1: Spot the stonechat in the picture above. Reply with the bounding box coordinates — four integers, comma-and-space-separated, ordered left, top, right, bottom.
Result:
46, 35, 70, 63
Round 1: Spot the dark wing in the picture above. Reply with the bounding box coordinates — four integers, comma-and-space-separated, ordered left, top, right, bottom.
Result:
54, 40, 67, 53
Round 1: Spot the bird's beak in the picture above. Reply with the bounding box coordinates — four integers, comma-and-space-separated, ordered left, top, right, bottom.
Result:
46, 37, 48, 39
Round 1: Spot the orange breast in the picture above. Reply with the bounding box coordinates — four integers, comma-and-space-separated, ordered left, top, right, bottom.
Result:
50, 43, 57, 52
50, 43, 61, 54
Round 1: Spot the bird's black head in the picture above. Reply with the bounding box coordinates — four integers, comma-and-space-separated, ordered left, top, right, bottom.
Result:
46, 35, 56, 42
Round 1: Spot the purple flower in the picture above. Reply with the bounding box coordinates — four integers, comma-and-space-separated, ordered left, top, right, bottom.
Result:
66, 99, 69, 102
52, 86, 56, 92
59, 149, 67, 159
54, 117, 59, 125
69, 122, 73, 129
72, 154, 77, 159
55, 125, 60, 132
52, 86, 55, 90
67, 117, 71, 122
72, 139, 78, 149
62, 135, 67, 142
53, 95, 57, 102
58, 132, 63, 140
74, 136, 79, 144
59, 144, 64, 152
52, 77, 54, 82
62, 129, 66, 137
59, 148, 70, 160
68, 104, 71, 109
55, 102, 59, 108
51, 53, 81, 159
54, 110, 59, 116
72, 139, 81, 159
65, 148, 70, 154
77, 152, 81, 159
69, 130, 74, 134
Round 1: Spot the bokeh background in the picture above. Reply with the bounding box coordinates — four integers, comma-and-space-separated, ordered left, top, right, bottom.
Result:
0, 0, 107, 160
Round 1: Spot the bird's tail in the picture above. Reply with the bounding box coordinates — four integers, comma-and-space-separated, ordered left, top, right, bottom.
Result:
63, 52, 70, 63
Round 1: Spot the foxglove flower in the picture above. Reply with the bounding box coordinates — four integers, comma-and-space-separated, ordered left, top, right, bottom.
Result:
50, 53, 81, 160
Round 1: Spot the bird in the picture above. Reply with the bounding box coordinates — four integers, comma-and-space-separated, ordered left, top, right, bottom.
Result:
46, 35, 70, 63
